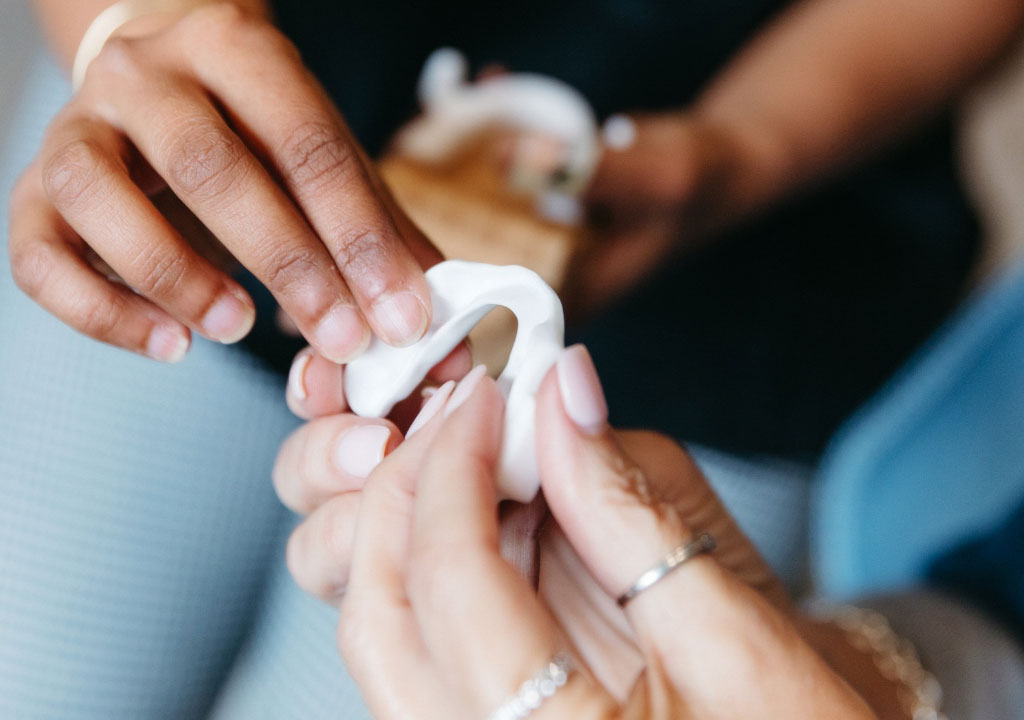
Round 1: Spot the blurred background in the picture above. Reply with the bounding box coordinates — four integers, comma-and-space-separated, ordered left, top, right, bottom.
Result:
0, 0, 36, 138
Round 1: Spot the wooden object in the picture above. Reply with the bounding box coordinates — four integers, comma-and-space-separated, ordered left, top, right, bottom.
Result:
378, 141, 582, 371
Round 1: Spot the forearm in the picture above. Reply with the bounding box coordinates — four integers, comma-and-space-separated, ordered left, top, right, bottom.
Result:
694, 0, 1024, 220
31, 0, 271, 70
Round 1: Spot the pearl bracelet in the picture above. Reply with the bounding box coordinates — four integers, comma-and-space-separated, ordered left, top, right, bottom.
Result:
71, 0, 208, 90
810, 603, 946, 720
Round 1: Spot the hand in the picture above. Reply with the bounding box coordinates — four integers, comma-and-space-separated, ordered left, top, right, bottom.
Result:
276, 350, 532, 601
332, 371, 617, 719
8, 3, 439, 363
274, 345, 876, 718
567, 113, 746, 319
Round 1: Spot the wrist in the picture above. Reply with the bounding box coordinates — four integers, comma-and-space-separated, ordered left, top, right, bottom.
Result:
670, 111, 781, 239
71, 0, 270, 89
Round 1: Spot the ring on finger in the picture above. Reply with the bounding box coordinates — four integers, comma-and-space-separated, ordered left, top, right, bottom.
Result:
617, 532, 716, 607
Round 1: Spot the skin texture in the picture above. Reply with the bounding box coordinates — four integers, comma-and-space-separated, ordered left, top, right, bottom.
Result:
274, 347, 885, 719
12, 1, 441, 363
32, 0, 271, 68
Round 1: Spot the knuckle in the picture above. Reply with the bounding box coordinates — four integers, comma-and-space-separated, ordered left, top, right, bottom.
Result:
265, 30, 301, 61
42, 138, 109, 209
329, 228, 389, 288
317, 505, 356, 562
408, 539, 468, 604
9, 238, 57, 298
88, 35, 144, 83
130, 245, 191, 298
191, 2, 247, 33
192, 2, 286, 52
217, 4, 295, 54
164, 121, 247, 199
279, 122, 361, 195
261, 244, 324, 295
74, 293, 127, 340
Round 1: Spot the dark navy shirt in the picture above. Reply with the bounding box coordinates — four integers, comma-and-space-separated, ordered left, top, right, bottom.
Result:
264, 0, 980, 459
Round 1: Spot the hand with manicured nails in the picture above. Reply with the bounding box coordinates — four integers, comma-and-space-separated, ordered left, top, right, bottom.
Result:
274, 345, 878, 719
8, 4, 441, 363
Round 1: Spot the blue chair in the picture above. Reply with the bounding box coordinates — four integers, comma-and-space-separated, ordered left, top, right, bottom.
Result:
813, 258, 1024, 599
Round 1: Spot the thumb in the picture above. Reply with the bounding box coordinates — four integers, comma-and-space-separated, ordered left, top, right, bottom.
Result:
535, 345, 701, 604
536, 344, 787, 609
534, 346, 874, 720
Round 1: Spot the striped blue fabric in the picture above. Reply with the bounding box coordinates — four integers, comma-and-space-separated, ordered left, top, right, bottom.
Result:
0, 53, 370, 720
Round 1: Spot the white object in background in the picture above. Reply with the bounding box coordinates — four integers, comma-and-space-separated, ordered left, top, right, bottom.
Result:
395, 48, 602, 224
602, 114, 638, 150
344, 260, 565, 503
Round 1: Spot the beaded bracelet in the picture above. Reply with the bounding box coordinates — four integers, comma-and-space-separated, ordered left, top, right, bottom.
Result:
810, 603, 946, 720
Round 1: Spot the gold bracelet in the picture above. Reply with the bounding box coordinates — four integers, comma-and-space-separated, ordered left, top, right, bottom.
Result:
809, 602, 946, 720
71, 0, 208, 91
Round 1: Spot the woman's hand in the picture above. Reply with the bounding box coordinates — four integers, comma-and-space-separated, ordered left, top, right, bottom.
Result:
274, 345, 877, 718
9, 3, 439, 363
275, 349, 522, 600
333, 370, 618, 719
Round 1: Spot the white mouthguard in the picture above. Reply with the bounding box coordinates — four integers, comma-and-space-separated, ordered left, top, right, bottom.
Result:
344, 260, 565, 502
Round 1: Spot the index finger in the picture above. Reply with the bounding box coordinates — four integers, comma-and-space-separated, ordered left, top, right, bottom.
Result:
340, 400, 451, 718
408, 375, 568, 713
183, 8, 437, 347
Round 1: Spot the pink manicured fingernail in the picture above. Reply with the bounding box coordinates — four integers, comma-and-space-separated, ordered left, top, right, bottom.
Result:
201, 291, 255, 343
556, 345, 607, 434
146, 324, 189, 363
407, 380, 456, 438
332, 425, 391, 478
315, 305, 370, 364
372, 291, 429, 347
287, 348, 313, 401
445, 364, 488, 416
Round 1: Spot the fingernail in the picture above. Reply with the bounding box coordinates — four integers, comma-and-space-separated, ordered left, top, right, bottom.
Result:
146, 324, 189, 363
372, 291, 429, 347
445, 364, 488, 416
315, 305, 370, 364
556, 345, 607, 434
287, 348, 313, 401
332, 425, 392, 478
407, 380, 456, 438
145, 323, 189, 362
201, 291, 255, 344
